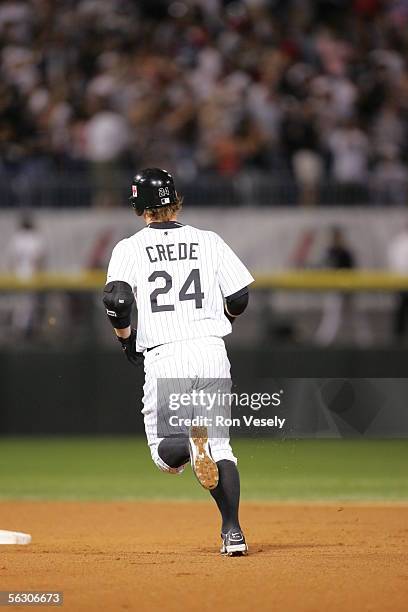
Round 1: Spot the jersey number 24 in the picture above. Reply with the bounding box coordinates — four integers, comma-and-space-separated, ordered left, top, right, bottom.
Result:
148, 269, 204, 312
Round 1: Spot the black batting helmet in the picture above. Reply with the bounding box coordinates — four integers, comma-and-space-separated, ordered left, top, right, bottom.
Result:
129, 168, 177, 215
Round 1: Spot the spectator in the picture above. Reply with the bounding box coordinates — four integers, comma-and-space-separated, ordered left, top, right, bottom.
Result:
327, 119, 370, 204
388, 224, 408, 341
281, 99, 323, 205
85, 99, 129, 207
325, 227, 355, 270
315, 227, 371, 345
6, 213, 46, 338
328, 119, 369, 184
371, 146, 408, 206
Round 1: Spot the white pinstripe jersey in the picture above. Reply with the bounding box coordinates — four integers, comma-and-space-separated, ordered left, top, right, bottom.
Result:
106, 222, 254, 351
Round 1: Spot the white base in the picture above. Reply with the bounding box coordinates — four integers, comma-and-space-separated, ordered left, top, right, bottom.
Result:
0, 530, 31, 545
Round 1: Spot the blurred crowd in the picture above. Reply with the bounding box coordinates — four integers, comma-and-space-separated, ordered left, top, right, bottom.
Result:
1, 0, 408, 206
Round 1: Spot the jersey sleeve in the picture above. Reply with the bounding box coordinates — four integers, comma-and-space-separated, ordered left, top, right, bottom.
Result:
106, 240, 137, 288
216, 236, 255, 297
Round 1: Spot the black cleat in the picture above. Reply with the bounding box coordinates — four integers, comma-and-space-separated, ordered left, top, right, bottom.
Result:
220, 528, 248, 556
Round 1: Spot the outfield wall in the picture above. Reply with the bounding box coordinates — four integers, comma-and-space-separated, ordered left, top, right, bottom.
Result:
1, 347, 407, 437
1, 207, 407, 273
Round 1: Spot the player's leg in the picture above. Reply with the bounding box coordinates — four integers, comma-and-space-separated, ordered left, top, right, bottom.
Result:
158, 435, 189, 469
212, 454, 248, 556
142, 343, 192, 474
208, 439, 247, 555
189, 338, 247, 555
210, 460, 241, 530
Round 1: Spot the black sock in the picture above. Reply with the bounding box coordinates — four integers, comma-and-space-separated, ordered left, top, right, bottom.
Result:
210, 460, 241, 534
158, 437, 189, 469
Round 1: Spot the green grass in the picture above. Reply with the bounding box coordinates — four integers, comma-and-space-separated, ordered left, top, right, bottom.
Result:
0, 438, 407, 502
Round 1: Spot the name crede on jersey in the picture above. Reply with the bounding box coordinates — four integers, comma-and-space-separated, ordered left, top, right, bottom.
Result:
107, 223, 254, 352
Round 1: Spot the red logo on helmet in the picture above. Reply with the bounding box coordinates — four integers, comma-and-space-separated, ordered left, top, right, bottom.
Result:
132, 185, 138, 198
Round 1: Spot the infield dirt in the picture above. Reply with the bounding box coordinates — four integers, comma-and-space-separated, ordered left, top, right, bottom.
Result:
0, 502, 407, 611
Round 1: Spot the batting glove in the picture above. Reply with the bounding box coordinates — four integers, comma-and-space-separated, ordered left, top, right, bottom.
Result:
117, 329, 143, 366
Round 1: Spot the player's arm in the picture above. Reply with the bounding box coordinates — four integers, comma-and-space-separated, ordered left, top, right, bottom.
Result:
224, 286, 249, 324
103, 280, 134, 330
215, 233, 254, 324
103, 280, 142, 365
103, 241, 142, 366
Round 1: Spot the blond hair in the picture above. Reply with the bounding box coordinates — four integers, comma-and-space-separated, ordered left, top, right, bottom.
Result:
142, 194, 183, 222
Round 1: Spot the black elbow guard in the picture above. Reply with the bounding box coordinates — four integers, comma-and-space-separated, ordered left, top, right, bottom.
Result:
103, 281, 135, 329
225, 287, 249, 321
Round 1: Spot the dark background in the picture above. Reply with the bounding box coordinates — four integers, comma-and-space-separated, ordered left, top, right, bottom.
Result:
2, 346, 407, 434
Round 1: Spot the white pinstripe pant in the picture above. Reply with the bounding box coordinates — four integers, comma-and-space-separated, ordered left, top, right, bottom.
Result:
142, 337, 237, 474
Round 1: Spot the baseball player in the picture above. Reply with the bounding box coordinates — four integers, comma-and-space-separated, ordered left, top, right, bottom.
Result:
103, 168, 254, 556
